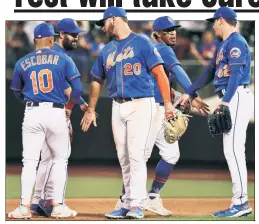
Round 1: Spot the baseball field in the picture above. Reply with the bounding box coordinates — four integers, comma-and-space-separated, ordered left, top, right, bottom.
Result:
6, 165, 255, 221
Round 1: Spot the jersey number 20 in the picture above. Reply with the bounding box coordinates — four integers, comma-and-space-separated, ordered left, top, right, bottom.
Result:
30, 69, 53, 94
124, 63, 141, 75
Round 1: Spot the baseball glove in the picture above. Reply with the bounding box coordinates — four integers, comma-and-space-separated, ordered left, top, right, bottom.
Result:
164, 109, 189, 144
207, 105, 232, 137
173, 91, 191, 115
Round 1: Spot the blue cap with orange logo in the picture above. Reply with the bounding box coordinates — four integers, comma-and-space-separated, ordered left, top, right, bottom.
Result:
96, 6, 127, 26
206, 7, 237, 22
153, 16, 181, 31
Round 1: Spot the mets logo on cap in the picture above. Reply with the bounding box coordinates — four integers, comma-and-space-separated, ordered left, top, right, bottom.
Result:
230, 47, 241, 58
167, 17, 173, 23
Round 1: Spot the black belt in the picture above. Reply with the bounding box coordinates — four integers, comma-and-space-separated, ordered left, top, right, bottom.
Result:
26, 102, 65, 109
217, 84, 249, 99
159, 103, 164, 106
113, 97, 143, 104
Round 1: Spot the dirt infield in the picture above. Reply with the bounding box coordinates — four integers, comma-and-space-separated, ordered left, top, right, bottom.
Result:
6, 198, 255, 220
6, 165, 255, 220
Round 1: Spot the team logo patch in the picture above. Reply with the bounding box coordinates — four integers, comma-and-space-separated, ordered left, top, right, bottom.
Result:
230, 47, 241, 58
154, 48, 161, 57
167, 17, 173, 23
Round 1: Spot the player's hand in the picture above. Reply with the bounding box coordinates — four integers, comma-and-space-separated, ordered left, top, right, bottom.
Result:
65, 109, 72, 119
191, 96, 210, 116
173, 93, 190, 108
80, 108, 97, 132
164, 101, 176, 119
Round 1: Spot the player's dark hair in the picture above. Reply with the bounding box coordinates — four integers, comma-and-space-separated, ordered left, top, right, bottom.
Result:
224, 18, 237, 27
152, 32, 158, 40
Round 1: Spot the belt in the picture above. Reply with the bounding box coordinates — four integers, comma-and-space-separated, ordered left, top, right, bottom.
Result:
217, 84, 249, 99
26, 102, 65, 109
159, 103, 164, 106
113, 97, 143, 104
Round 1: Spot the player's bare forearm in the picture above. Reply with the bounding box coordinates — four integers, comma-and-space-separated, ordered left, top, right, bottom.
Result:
80, 79, 102, 132
88, 79, 103, 112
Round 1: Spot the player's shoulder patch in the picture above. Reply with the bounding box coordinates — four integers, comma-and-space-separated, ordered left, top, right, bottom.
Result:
230, 47, 241, 58
154, 47, 161, 57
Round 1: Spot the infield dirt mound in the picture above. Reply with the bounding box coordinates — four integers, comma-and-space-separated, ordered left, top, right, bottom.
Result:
6, 198, 255, 220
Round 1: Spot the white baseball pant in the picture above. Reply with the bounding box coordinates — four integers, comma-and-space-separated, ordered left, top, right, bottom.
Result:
21, 102, 70, 205
223, 86, 254, 205
112, 97, 156, 209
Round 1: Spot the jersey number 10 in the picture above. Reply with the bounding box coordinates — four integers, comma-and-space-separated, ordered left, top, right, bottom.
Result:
30, 69, 54, 94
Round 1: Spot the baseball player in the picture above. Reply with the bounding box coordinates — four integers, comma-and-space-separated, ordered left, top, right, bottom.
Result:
29, 18, 88, 217
114, 16, 210, 216
175, 7, 254, 217
80, 6, 176, 219
8, 23, 82, 219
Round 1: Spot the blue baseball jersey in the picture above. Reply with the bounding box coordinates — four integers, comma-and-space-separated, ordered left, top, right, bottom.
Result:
154, 42, 181, 103
11, 48, 80, 104
52, 43, 79, 90
91, 32, 164, 98
212, 32, 251, 92
53, 42, 66, 54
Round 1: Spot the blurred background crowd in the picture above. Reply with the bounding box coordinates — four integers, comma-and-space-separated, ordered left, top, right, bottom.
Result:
6, 20, 255, 99
5, 20, 255, 167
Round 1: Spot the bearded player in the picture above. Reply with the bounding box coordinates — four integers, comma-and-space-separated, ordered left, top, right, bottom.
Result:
30, 18, 88, 217
80, 6, 177, 219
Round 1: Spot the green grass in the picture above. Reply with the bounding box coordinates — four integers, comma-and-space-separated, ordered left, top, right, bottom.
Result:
6, 175, 255, 199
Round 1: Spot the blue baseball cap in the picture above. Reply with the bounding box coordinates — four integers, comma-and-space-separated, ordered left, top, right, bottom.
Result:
96, 6, 127, 26
153, 16, 181, 31
34, 23, 58, 39
56, 18, 84, 33
206, 7, 237, 22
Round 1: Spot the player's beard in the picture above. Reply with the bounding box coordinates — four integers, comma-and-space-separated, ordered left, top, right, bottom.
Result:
62, 36, 78, 51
